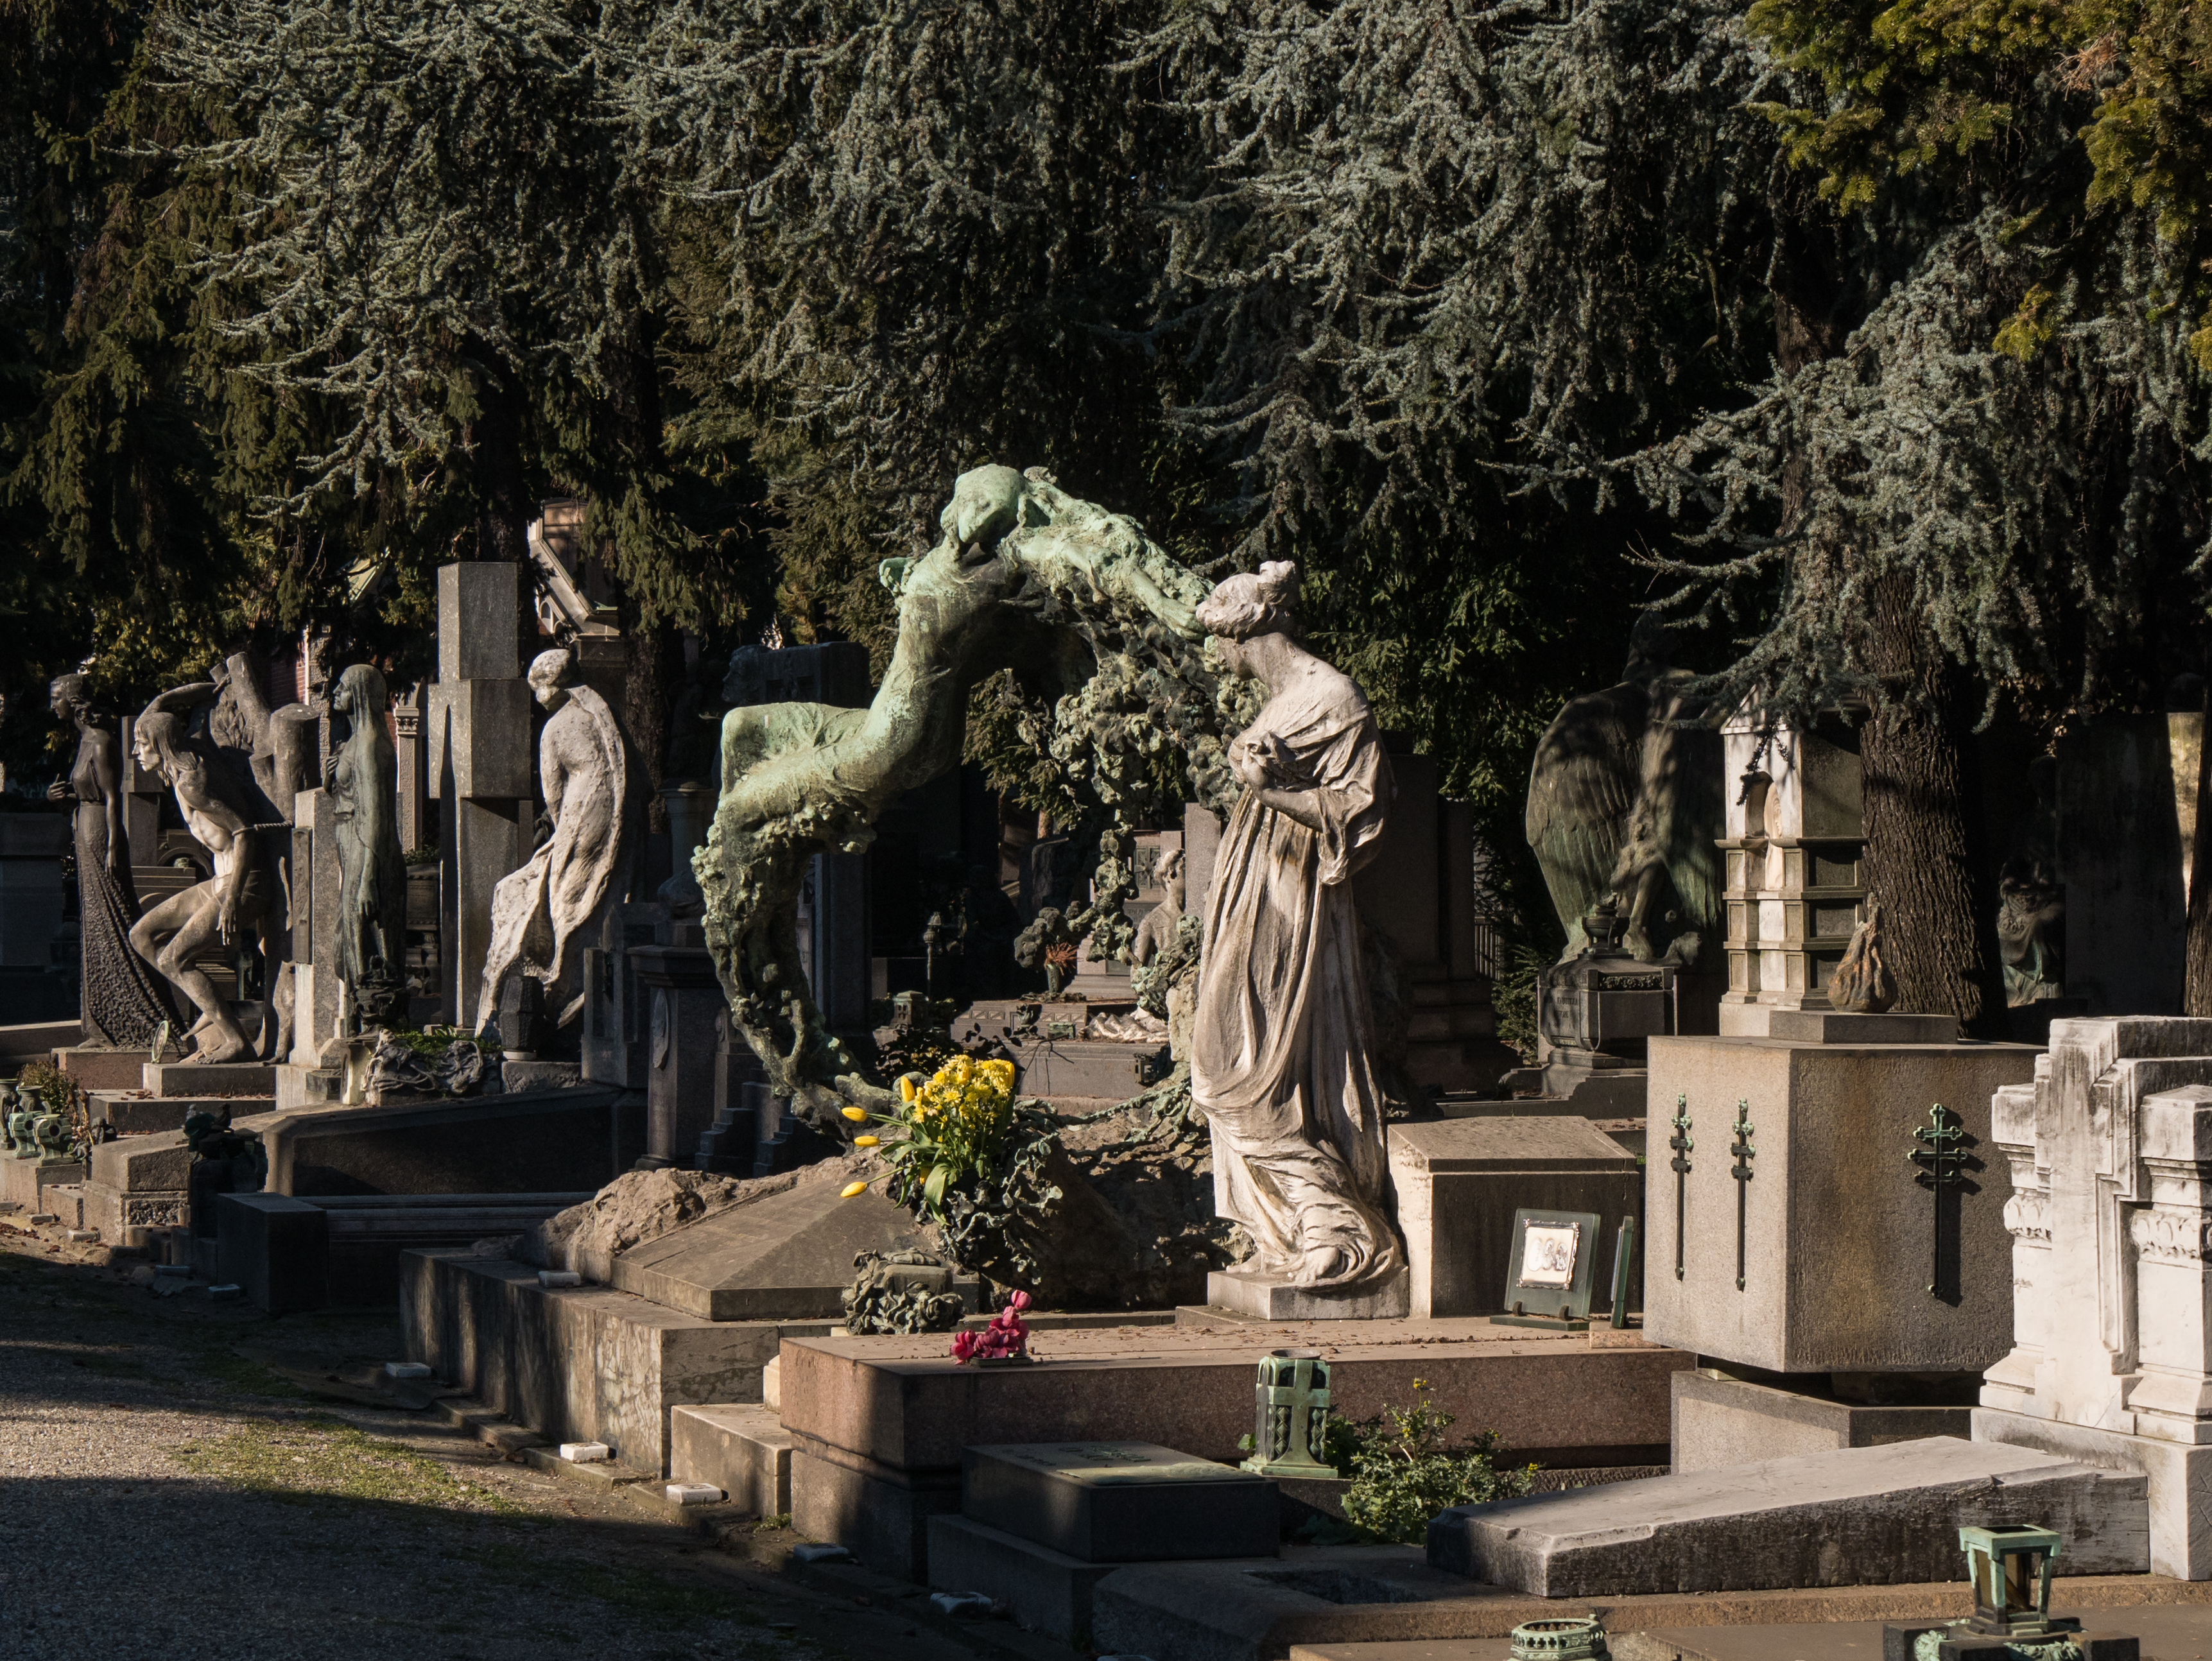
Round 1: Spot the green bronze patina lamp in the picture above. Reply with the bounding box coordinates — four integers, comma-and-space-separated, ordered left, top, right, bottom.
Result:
1889, 1522, 2138, 1658
1241, 1348, 1336, 1479
1959, 1525, 2064, 1644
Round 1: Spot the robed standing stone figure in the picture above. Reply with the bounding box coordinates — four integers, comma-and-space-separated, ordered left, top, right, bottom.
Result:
48, 675, 175, 1047
325, 664, 409, 1031
1189, 561, 1403, 1291
477, 649, 637, 1041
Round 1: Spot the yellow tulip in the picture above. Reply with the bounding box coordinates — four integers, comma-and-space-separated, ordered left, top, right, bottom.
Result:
852, 1135, 879, 1148
898, 1075, 918, 1105
842, 1105, 868, 1122
839, 1180, 868, 1198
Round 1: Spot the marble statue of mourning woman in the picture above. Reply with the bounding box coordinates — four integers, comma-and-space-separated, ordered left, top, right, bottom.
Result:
128, 687, 274, 1063
324, 664, 409, 1032
46, 675, 176, 1048
1189, 561, 1403, 1293
478, 649, 639, 1040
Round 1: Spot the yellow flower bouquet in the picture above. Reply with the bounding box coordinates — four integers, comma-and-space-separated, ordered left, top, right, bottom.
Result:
839, 1053, 1020, 1218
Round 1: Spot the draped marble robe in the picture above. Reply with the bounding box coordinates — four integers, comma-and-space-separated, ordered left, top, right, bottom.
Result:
1190, 664, 1401, 1289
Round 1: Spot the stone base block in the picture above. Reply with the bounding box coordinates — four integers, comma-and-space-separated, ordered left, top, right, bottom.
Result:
1, 1157, 83, 1210
55, 1046, 162, 1090
144, 1061, 277, 1095
1765, 1010, 1958, 1044
1672, 1370, 1972, 1474
1390, 1117, 1640, 1319
275, 1065, 343, 1110
497, 1060, 583, 1094
80, 1180, 188, 1241
1207, 1268, 1410, 1321
670, 1403, 792, 1517
215, 1192, 329, 1313
1974, 1406, 2212, 1581
791, 1442, 960, 1581
401, 1248, 835, 1474
91, 1093, 270, 1135
1428, 1436, 2148, 1596
1644, 1035, 2039, 1374
1005, 1038, 1164, 1100
962, 1441, 1277, 1562
926, 1515, 1120, 1644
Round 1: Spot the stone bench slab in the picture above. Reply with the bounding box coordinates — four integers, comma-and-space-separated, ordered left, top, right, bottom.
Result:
1427, 1436, 2149, 1596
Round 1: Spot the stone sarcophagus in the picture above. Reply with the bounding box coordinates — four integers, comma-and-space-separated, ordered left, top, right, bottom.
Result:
1975, 1017, 2212, 1578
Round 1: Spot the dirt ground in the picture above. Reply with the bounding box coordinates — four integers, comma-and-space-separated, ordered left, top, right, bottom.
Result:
0, 1218, 1081, 1661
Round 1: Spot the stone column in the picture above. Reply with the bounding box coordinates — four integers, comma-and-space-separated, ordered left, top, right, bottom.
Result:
286, 786, 344, 1067
427, 564, 531, 1030
392, 682, 428, 854
1979, 1070, 2050, 1416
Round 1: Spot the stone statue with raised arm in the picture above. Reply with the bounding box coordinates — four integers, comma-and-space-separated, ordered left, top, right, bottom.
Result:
128, 685, 274, 1063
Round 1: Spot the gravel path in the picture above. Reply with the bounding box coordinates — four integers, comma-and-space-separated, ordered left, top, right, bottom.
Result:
0, 1222, 1069, 1661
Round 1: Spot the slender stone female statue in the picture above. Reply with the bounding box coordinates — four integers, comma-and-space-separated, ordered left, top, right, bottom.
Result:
129, 688, 273, 1064
1189, 561, 1403, 1291
46, 675, 176, 1047
478, 650, 639, 1038
324, 664, 408, 1031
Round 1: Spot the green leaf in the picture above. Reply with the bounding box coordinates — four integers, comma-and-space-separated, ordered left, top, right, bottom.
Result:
924, 1163, 950, 1209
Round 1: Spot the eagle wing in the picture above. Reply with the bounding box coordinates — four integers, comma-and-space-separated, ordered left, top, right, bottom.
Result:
1525, 682, 1648, 956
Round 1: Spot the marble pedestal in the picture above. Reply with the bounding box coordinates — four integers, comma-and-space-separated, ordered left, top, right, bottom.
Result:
1971, 1018, 2212, 1580
1205, 1266, 1410, 1321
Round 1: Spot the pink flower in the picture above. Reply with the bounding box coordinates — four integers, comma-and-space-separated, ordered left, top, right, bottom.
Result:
950, 1330, 978, 1361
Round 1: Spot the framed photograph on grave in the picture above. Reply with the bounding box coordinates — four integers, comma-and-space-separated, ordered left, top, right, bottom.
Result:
1492, 1208, 1603, 1332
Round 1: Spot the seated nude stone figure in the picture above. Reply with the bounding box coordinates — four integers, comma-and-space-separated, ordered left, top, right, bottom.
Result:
128, 696, 273, 1063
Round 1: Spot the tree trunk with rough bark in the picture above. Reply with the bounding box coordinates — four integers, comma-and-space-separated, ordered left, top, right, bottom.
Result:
1768, 215, 2005, 1035
1859, 576, 2010, 1034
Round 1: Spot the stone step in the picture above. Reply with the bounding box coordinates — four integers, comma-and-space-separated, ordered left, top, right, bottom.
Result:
1427, 1436, 2149, 1597
143, 1061, 278, 1096
670, 1403, 793, 1517
92, 1092, 273, 1135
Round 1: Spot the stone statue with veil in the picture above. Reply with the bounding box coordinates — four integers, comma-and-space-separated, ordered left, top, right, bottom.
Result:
1189, 560, 1406, 1315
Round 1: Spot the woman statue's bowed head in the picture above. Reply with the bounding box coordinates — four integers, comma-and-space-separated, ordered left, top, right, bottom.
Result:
1189, 561, 1403, 1291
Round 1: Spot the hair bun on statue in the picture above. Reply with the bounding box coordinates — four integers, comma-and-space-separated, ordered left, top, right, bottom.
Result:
1197, 560, 1301, 642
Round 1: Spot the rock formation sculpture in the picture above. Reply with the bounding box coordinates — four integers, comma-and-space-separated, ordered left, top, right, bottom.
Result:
324, 664, 409, 1031
1525, 612, 1724, 964
47, 674, 176, 1048
1827, 900, 1899, 1013
1188, 560, 1403, 1292
128, 685, 277, 1063
478, 649, 640, 1040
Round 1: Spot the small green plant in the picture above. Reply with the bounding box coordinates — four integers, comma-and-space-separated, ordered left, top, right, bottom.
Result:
1329, 1381, 1537, 1545
385, 1024, 499, 1058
